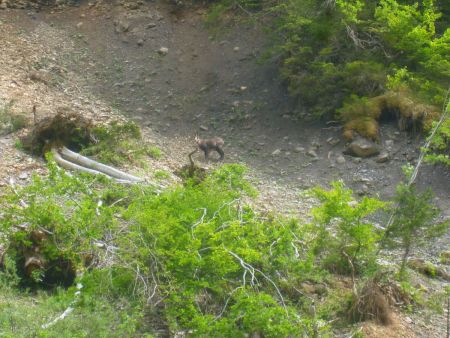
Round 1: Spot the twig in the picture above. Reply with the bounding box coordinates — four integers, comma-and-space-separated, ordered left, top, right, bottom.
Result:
191, 208, 207, 238
225, 249, 288, 316
41, 281, 83, 329
215, 286, 242, 320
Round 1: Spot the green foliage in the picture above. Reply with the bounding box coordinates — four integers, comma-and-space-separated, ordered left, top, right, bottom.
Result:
2, 153, 445, 335
270, 0, 449, 155
310, 181, 385, 274
0, 281, 144, 337
426, 102, 450, 165
81, 121, 162, 165
122, 164, 316, 335
0, 162, 333, 335
0, 157, 146, 286
382, 181, 448, 278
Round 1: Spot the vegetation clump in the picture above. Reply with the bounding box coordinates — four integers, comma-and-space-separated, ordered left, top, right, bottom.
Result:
0, 159, 447, 335
81, 120, 162, 165
20, 111, 93, 155
265, 0, 450, 160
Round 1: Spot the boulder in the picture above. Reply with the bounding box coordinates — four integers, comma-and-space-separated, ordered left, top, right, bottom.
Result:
344, 136, 380, 158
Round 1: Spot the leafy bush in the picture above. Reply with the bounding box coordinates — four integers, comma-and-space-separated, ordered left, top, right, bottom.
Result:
426, 101, 450, 166
382, 180, 448, 278
81, 121, 162, 165
0, 162, 334, 336
310, 181, 385, 275
269, 0, 450, 160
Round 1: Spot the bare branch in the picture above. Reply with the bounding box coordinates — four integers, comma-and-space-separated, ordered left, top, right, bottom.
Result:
225, 249, 289, 316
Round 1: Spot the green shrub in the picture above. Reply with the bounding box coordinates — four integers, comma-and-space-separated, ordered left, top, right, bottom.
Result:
81, 121, 160, 165
381, 177, 448, 278
310, 181, 385, 275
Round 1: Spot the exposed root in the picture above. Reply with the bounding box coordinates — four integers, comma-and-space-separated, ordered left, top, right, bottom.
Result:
342, 90, 440, 141
21, 111, 93, 155
348, 275, 394, 326
59, 146, 143, 183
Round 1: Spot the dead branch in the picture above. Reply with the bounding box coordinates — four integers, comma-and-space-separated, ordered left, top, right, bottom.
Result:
41, 281, 83, 329
225, 249, 288, 316
51, 147, 112, 178
60, 146, 143, 182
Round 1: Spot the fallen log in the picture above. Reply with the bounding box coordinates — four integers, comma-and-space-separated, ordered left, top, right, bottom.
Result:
52, 147, 165, 190
60, 146, 143, 182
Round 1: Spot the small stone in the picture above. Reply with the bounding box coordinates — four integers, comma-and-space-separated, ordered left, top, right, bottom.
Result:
158, 47, 169, 55
376, 152, 390, 163
240, 86, 247, 91
233, 46, 240, 52
114, 19, 130, 33
272, 149, 281, 156
76, 22, 83, 28
385, 139, 394, 148
146, 22, 156, 29
405, 317, 413, 324
294, 146, 304, 153
336, 155, 346, 164
344, 136, 380, 158
137, 39, 144, 46
199, 125, 208, 131
19, 173, 28, 180
306, 149, 318, 158
326, 137, 340, 146
311, 141, 321, 148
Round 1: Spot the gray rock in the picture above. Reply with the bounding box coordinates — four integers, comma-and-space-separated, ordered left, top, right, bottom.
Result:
344, 137, 380, 158
137, 39, 144, 46
385, 139, 394, 149
114, 19, 130, 33
336, 155, 346, 164
311, 140, 321, 149
271, 149, 281, 156
19, 172, 28, 180
376, 152, 390, 163
326, 137, 340, 146
294, 146, 305, 153
306, 149, 318, 158
158, 47, 169, 55
199, 125, 208, 131
146, 22, 156, 29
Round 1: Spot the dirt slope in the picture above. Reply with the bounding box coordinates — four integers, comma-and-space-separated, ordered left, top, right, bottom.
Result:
0, 1, 449, 336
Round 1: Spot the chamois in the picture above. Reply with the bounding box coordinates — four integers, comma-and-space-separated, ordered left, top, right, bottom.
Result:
195, 135, 225, 161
